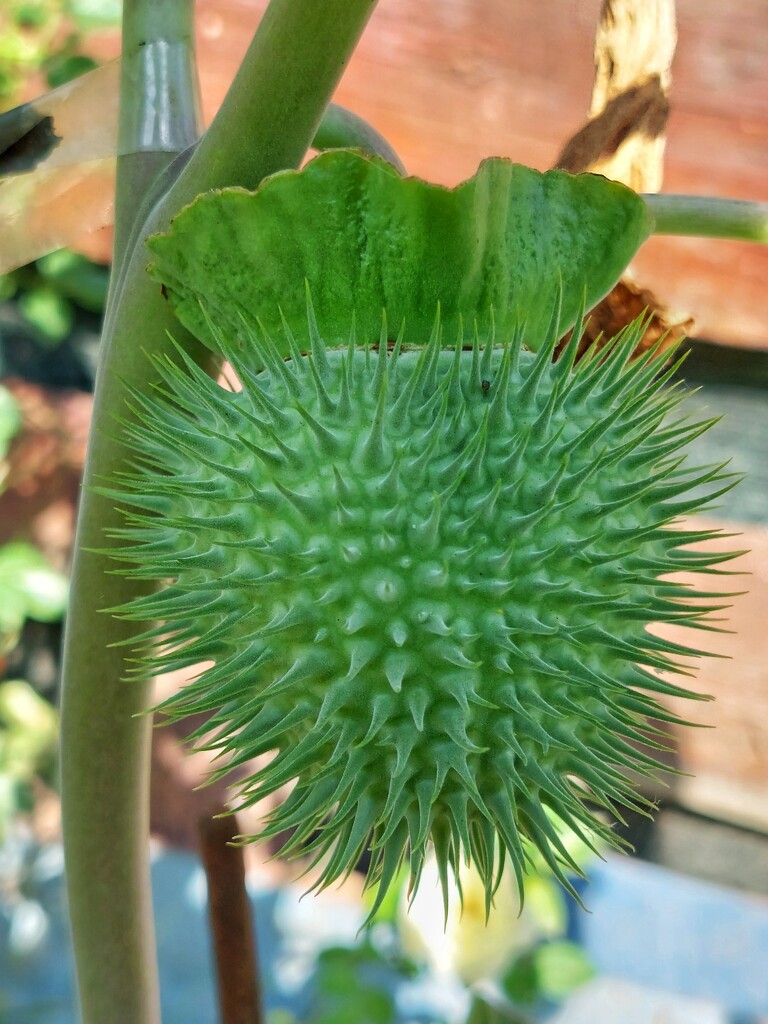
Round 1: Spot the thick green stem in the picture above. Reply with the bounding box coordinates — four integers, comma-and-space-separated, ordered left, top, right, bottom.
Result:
645, 193, 768, 243
60, 2, 378, 1023
111, 2, 201, 282
61, 7, 197, 1024
177, 0, 379, 197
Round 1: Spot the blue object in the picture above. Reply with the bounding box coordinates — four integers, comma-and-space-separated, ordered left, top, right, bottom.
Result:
572, 855, 768, 1017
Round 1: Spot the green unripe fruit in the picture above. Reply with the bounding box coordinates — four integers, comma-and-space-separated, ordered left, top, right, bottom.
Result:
108, 311, 735, 915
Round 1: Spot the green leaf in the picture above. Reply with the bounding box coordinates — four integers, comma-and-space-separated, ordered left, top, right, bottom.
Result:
15, 4, 49, 29
467, 996, 522, 1024
37, 250, 110, 313
45, 54, 99, 89
0, 273, 18, 303
311, 946, 397, 1024
362, 864, 409, 925
0, 679, 59, 771
311, 990, 394, 1024
502, 953, 539, 1006
148, 150, 651, 354
0, 385, 21, 454
266, 1013, 299, 1024
309, 941, 403, 1024
521, 875, 567, 940
531, 941, 595, 1001
18, 287, 74, 346
0, 542, 69, 642
502, 941, 594, 1006
0, 679, 59, 837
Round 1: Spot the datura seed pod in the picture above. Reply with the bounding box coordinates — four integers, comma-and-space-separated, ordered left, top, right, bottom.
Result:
106, 308, 736, 916
104, 152, 738, 917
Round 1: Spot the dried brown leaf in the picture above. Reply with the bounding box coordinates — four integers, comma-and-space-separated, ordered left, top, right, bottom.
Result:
556, 0, 689, 357
555, 274, 695, 361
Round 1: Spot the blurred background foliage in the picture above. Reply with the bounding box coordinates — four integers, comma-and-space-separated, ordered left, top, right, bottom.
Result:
0, 1, 116, 944
0, 381, 66, 839
0, 249, 108, 386
0, 0, 121, 106
0, 679, 59, 839
0, 0, 117, 385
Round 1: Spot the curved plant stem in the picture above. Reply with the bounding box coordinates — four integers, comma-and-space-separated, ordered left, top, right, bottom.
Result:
176, 0, 378, 198
60, 2, 379, 1023
314, 103, 405, 172
60, 6, 198, 1023
645, 193, 768, 243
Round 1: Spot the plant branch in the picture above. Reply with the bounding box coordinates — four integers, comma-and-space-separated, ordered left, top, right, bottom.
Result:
645, 193, 768, 243
60, 3, 379, 1023
199, 813, 263, 1024
314, 103, 405, 172
61, 8, 198, 1023
176, 0, 379, 198
111, 2, 201, 282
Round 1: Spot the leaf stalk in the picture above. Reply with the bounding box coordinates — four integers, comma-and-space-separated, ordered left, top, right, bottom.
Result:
645, 193, 768, 244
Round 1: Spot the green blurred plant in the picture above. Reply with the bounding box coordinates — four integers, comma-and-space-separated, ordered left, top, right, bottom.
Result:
0, 2, 115, 360
0, 678, 59, 836
0, 382, 21, 470
500, 941, 594, 1010
0, 541, 69, 654
0, 0, 103, 839
0, 0, 121, 109
0, 248, 109, 348
304, 941, 408, 1024
0, 388, 63, 844
0, 384, 69, 652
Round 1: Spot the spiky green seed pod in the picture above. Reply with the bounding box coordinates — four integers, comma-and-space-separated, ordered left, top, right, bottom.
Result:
106, 310, 736, 916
